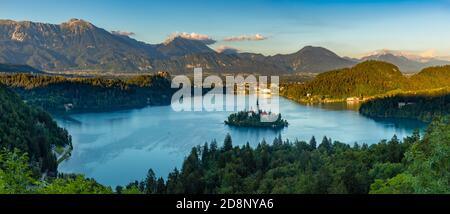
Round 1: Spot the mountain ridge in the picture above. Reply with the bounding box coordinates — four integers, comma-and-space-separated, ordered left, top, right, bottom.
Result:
0, 19, 357, 74
1, 19, 448, 74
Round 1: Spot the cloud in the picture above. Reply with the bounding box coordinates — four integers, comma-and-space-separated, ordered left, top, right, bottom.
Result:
223, 34, 268, 42
215, 45, 239, 54
165, 32, 216, 45
111, 30, 135, 37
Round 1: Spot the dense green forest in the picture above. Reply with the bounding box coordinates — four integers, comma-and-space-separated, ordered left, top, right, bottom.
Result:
360, 89, 450, 122
2, 116, 449, 194
0, 84, 111, 193
1, 79, 449, 193
0, 72, 174, 114
357, 65, 450, 122
0, 85, 71, 176
409, 65, 450, 90
117, 116, 449, 194
281, 61, 450, 103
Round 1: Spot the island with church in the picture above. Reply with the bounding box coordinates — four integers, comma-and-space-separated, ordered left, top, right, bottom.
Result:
224, 99, 288, 129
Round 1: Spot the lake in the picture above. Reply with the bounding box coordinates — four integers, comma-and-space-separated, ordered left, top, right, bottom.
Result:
56, 95, 426, 187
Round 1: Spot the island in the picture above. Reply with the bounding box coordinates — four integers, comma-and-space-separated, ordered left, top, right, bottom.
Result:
224, 99, 288, 129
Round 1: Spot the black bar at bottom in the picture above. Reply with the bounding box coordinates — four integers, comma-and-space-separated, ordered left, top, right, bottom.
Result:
0, 194, 448, 212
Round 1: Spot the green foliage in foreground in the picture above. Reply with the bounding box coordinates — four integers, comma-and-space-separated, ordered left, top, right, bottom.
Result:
0, 149, 38, 194
371, 116, 450, 194
0, 149, 112, 194
1, 117, 448, 194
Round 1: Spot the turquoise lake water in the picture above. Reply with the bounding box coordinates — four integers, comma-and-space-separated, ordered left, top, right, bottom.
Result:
57, 95, 426, 187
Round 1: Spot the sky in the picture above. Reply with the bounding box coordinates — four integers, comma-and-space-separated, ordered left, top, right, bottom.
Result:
1, 0, 450, 58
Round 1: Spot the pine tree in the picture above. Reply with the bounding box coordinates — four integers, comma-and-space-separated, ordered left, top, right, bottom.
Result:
309, 136, 317, 150
223, 133, 233, 151
166, 168, 182, 194
144, 169, 157, 194
156, 177, 166, 194
319, 136, 332, 155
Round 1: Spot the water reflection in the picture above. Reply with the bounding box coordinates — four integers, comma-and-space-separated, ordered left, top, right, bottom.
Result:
308, 102, 361, 111
365, 117, 427, 130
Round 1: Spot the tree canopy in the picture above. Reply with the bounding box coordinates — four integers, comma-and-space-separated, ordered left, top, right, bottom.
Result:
0, 73, 174, 114
0, 85, 71, 175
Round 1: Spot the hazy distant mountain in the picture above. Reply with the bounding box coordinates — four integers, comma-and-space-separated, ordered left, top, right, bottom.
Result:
423, 58, 450, 68
361, 50, 450, 73
269, 46, 357, 73
0, 19, 367, 74
0, 63, 41, 73
156, 37, 215, 57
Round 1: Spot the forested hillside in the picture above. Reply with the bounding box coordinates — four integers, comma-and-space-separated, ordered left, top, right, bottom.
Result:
356, 65, 450, 121
281, 61, 450, 103
409, 65, 450, 90
281, 61, 408, 102
0, 73, 174, 114
359, 89, 450, 122
0, 84, 71, 175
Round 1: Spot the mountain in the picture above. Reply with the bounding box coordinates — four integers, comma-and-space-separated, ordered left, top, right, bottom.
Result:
423, 58, 450, 68
0, 19, 357, 74
269, 46, 357, 73
156, 36, 215, 57
361, 50, 450, 73
0, 19, 155, 71
3, 19, 450, 75
0, 63, 41, 73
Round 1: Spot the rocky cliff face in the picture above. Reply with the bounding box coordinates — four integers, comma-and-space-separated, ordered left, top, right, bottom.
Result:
0, 19, 154, 71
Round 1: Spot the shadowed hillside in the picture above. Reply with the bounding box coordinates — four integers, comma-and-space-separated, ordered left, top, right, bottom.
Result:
0, 84, 71, 175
